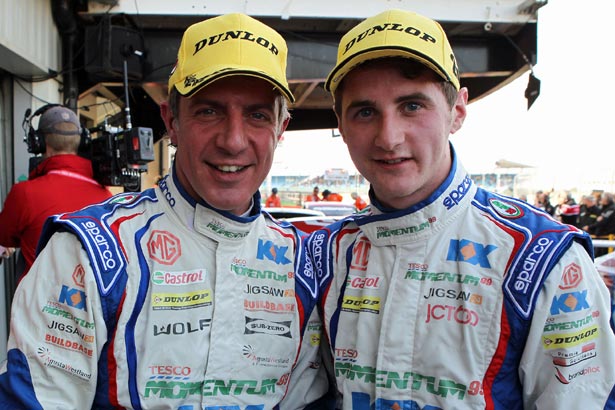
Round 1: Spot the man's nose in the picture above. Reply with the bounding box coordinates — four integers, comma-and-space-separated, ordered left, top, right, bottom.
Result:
219, 111, 248, 153
374, 114, 404, 151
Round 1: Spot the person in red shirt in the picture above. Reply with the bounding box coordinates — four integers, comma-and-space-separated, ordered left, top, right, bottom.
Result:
322, 189, 343, 202
306, 186, 321, 202
0, 106, 112, 278
351, 192, 368, 211
265, 187, 282, 207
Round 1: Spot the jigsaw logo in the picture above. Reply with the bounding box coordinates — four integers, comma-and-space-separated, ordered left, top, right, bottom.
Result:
446, 239, 496, 268
257, 239, 291, 265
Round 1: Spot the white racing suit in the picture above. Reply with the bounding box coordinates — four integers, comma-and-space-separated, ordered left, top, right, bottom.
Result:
0, 167, 328, 410
308, 151, 615, 409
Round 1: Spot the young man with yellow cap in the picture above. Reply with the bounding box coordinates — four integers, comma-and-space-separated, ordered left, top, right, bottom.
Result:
0, 14, 329, 409
308, 9, 615, 409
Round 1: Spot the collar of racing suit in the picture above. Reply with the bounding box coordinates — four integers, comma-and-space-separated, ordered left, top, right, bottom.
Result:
356, 144, 477, 247
156, 163, 265, 244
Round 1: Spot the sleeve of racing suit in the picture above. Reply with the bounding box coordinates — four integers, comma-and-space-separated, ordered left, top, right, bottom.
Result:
279, 307, 332, 410
519, 241, 615, 409
0, 232, 107, 409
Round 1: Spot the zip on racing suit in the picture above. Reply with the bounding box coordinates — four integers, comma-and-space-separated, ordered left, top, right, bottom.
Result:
307, 149, 615, 409
0, 166, 328, 410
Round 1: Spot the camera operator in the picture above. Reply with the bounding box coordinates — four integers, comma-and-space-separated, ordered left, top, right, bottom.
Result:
0, 105, 112, 279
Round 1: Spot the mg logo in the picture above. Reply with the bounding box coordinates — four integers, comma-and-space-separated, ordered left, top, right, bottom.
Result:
148, 230, 181, 265
560, 263, 582, 290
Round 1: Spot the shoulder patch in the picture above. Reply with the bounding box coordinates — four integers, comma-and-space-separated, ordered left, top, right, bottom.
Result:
489, 198, 524, 219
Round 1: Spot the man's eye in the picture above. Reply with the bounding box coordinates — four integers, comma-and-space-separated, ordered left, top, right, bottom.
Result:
196, 108, 215, 116
356, 108, 374, 118
250, 112, 269, 121
403, 102, 421, 112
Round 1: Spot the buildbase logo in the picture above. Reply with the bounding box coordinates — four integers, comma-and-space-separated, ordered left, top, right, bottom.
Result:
148, 230, 181, 265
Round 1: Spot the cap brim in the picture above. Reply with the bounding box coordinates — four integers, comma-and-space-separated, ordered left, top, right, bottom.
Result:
325, 47, 458, 93
172, 66, 295, 103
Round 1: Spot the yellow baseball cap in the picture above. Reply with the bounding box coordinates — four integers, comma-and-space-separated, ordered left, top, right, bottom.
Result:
325, 9, 460, 94
168, 13, 295, 103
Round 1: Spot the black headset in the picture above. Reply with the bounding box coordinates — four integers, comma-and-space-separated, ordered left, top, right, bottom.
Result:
23, 104, 90, 155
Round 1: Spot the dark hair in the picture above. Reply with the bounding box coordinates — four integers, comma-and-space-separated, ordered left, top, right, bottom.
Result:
333, 57, 458, 117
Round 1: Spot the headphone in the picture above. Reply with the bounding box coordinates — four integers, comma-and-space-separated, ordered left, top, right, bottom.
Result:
23, 104, 90, 155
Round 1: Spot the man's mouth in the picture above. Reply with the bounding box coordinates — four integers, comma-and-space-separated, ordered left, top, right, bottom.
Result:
378, 158, 406, 164
216, 165, 245, 173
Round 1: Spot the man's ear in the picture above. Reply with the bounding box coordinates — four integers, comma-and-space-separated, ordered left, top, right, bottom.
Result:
334, 109, 347, 143
277, 116, 290, 143
450, 87, 468, 135
160, 101, 178, 145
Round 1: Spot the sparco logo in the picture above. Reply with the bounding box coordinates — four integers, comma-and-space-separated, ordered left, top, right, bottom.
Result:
443, 175, 472, 210
80, 220, 115, 270
148, 230, 181, 265
514, 237, 552, 294
310, 233, 325, 277
158, 178, 175, 207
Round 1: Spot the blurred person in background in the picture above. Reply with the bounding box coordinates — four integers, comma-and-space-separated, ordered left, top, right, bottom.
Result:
534, 190, 555, 216
306, 185, 321, 202
351, 191, 367, 211
578, 194, 601, 229
554, 190, 580, 227
265, 187, 282, 207
583, 192, 615, 257
0, 105, 112, 279
321, 189, 343, 202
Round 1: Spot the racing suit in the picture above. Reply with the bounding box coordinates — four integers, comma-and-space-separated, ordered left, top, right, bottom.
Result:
308, 149, 615, 409
0, 166, 328, 409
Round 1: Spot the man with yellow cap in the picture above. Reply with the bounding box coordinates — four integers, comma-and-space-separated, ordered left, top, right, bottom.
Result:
0, 14, 329, 409
308, 9, 615, 409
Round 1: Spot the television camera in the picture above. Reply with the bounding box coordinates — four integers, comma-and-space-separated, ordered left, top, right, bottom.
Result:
88, 121, 155, 191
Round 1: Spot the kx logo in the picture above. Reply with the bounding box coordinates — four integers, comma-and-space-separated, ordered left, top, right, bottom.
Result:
257, 239, 291, 265
352, 392, 442, 410
59, 285, 87, 311
550, 290, 589, 315
446, 239, 496, 268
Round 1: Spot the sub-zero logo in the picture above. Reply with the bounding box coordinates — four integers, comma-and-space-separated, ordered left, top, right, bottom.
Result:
244, 317, 292, 338
257, 239, 291, 265
446, 239, 496, 268
425, 304, 479, 326
148, 230, 181, 265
